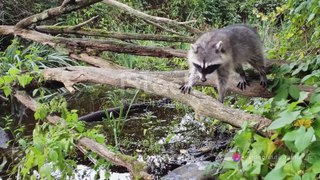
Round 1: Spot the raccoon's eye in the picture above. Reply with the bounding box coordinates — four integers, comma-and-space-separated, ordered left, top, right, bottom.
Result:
205, 64, 221, 74
193, 63, 202, 72
215, 48, 225, 54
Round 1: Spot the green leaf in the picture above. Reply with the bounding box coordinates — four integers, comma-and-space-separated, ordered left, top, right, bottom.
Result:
307, 13, 315, 22
291, 153, 303, 171
274, 88, 289, 101
39, 163, 52, 178
289, 85, 300, 100
8, 67, 20, 76
302, 172, 315, 180
268, 110, 301, 130
2, 86, 12, 97
264, 155, 287, 180
18, 74, 33, 88
49, 150, 58, 162
234, 130, 252, 155
295, 127, 314, 152
283, 127, 314, 152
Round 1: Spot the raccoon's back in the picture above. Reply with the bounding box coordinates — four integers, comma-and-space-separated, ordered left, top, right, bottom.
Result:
220, 25, 263, 62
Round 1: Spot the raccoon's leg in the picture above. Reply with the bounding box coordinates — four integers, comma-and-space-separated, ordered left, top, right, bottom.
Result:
248, 57, 268, 88
217, 67, 230, 103
180, 66, 199, 94
235, 65, 249, 90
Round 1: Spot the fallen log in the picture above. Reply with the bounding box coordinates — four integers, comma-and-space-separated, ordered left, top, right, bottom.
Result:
43, 66, 272, 134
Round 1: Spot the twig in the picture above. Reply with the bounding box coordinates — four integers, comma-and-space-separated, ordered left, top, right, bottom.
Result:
142, 19, 185, 36
70, 15, 100, 30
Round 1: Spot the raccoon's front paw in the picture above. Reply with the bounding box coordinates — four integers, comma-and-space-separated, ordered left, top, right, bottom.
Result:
237, 79, 249, 90
179, 85, 192, 94
260, 80, 267, 88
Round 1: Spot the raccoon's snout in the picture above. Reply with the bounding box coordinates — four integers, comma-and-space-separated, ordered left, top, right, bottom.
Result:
201, 77, 207, 82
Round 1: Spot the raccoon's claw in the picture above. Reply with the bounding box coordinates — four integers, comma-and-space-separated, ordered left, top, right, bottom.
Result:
237, 80, 249, 90
179, 85, 192, 94
260, 80, 267, 88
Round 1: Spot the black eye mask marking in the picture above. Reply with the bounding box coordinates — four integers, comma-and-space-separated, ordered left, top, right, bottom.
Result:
193, 63, 221, 74
205, 64, 221, 74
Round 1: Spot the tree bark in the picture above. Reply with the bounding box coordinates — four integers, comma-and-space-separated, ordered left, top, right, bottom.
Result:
43, 66, 272, 135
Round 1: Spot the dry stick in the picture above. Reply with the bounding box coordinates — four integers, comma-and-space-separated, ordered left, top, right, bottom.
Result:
14, 91, 153, 180
142, 19, 185, 36
15, 0, 102, 29
43, 66, 272, 135
70, 15, 100, 30
36, 25, 195, 42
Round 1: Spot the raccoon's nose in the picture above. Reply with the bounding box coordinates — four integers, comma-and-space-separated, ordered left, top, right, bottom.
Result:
201, 77, 207, 82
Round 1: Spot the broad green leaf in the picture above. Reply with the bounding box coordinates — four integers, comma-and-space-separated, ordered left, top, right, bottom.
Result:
268, 110, 301, 130
297, 91, 308, 102
49, 150, 58, 162
18, 74, 33, 88
295, 127, 314, 152
264, 154, 288, 179
8, 67, 19, 76
293, 175, 301, 180
289, 85, 300, 100
302, 172, 315, 180
291, 153, 303, 171
39, 163, 52, 178
283, 127, 314, 152
2, 86, 12, 97
234, 130, 252, 155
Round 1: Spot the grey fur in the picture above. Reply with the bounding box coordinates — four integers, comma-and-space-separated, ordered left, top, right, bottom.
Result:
180, 24, 267, 103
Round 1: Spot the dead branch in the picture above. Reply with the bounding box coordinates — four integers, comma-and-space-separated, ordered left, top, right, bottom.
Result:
1, 26, 187, 58
15, 0, 102, 29
43, 66, 272, 134
69, 15, 100, 30
102, 0, 195, 25
36, 25, 195, 42
142, 19, 185, 36
14, 91, 153, 179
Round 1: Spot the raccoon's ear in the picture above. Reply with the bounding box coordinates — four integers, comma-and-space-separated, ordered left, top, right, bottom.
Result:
215, 41, 223, 52
191, 44, 199, 53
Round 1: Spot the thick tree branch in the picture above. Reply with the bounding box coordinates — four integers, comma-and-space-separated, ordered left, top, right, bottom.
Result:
43, 66, 272, 134
14, 91, 153, 179
36, 25, 195, 42
15, 0, 102, 29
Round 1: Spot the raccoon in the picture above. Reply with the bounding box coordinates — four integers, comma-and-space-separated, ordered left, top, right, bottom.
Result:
179, 24, 267, 103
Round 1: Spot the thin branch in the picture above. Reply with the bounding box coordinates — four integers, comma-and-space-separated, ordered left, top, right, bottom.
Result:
142, 19, 185, 36
15, 0, 102, 29
70, 15, 100, 30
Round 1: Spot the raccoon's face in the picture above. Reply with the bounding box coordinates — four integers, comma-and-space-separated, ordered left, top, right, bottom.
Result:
190, 41, 224, 82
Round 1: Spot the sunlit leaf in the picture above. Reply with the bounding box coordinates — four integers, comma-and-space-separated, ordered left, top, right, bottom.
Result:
268, 110, 301, 130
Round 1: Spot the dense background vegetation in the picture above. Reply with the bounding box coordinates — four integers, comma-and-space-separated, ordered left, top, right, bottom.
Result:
1, 0, 320, 179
